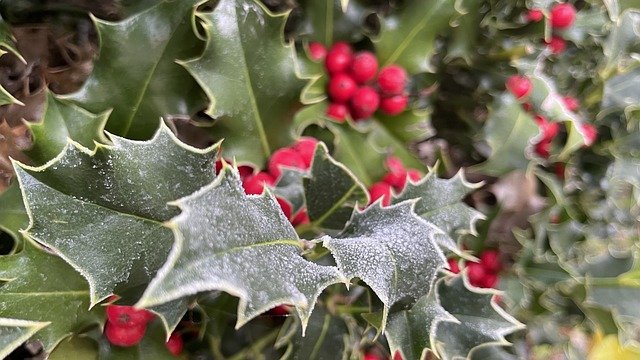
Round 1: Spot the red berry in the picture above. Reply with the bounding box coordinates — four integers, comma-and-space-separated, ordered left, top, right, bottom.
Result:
447, 258, 460, 274
276, 197, 292, 218
308, 41, 327, 62
522, 102, 534, 112
105, 322, 146, 347
581, 123, 597, 146
328, 73, 358, 103
382, 156, 408, 190
326, 102, 349, 122
467, 262, 486, 287
540, 121, 560, 142
526, 9, 544, 22
242, 172, 275, 195
350, 51, 378, 84
293, 137, 318, 169
533, 115, 547, 126
377, 65, 408, 95
562, 96, 580, 112
363, 353, 382, 360
407, 169, 422, 182
106, 305, 154, 328
393, 351, 404, 360
369, 181, 392, 206
480, 250, 501, 273
291, 209, 310, 226
554, 162, 566, 180
270, 305, 291, 316
350, 86, 380, 120
165, 333, 184, 357
535, 140, 551, 158
325, 42, 353, 74
380, 94, 409, 115
546, 35, 566, 54
505, 75, 532, 99
550, 3, 576, 29
482, 273, 499, 288
385, 156, 405, 174
268, 148, 305, 180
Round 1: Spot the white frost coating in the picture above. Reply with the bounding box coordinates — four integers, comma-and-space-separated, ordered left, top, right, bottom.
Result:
323, 200, 448, 331
138, 165, 345, 334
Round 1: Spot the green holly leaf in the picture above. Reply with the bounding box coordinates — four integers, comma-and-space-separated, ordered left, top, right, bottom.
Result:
137, 166, 345, 330
323, 202, 449, 328
473, 94, 539, 176
0, 318, 49, 359
385, 283, 455, 360
374, 109, 434, 145
183, 0, 306, 166
392, 168, 484, 247
304, 142, 368, 231
27, 91, 109, 164
0, 182, 27, 244
0, 15, 24, 106
374, 0, 457, 73
602, 9, 640, 73
0, 239, 102, 353
602, 67, 640, 119
434, 276, 524, 360
13, 123, 217, 307
296, 0, 369, 44
62, 0, 205, 139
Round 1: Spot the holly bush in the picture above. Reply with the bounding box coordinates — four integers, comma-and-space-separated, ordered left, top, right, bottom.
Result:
0, 0, 638, 359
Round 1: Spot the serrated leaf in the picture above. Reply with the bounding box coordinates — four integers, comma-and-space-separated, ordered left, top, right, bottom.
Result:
603, 9, 640, 73
27, 91, 108, 164
0, 239, 102, 352
296, 0, 369, 44
434, 276, 524, 360
62, 0, 205, 139
137, 166, 344, 330
385, 283, 455, 360
0, 15, 24, 106
13, 123, 217, 306
392, 168, 484, 246
184, 0, 306, 166
0, 318, 49, 359
473, 94, 539, 176
0, 182, 27, 244
304, 142, 368, 231
323, 202, 448, 328
374, 0, 456, 73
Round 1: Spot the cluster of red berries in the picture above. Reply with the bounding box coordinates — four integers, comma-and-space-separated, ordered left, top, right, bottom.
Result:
237, 137, 319, 226
104, 303, 183, 356
526, 2, 576, 54
368, 156, 422, 206
448, 249, 501, 289
506, 74, 597, 158
308, 41, 410, 122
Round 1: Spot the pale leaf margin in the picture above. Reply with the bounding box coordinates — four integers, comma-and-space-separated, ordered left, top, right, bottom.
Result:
0, 318, 50, 359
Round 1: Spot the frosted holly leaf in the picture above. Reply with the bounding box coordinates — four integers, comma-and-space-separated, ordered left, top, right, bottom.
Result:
323, 201, 449, 329
385, 281, 456, 360
392, 168, 484, 250
304, 142, 368, 231
0, 182, 27, 245
273, 168, 307, 215
434, 276, 524, 360
0, 239, 102, 353
602, 67, 640, 119
137, 166, 345, 331
0, 318, 49, 359
12, 122, 218, 307
602, 10, 640, 72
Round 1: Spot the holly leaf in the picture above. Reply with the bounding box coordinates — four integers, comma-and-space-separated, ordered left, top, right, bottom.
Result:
0, 318, 48, 359
602, 9, 640, 73
27, 90, 109, 164
13, 123, 217, 307
0, 182, 27, 244
434, 276, 524, 360
385, 283, 455, 360
304, 142, 368, 231
473, 94, 539, 176
295, 0, 369, 44
374, 0, 457, 73
273, 168, 307, 215
323, 201, 449, 328
0, 239, 102, 353
183, 0, 306, 166
0, 15, 24, 106
137, 166, 345, 330
602, 67, 640, 119
62, 0, 206, 139
392, 168, 484, 247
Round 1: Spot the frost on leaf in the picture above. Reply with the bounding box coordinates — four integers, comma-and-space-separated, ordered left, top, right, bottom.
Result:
392, 168, 484, 249
434, 276, 524, 360
323, 201, 449, 327
13, 123, 217, 305
137, 166, 344, 330
0, 240, 101, 353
